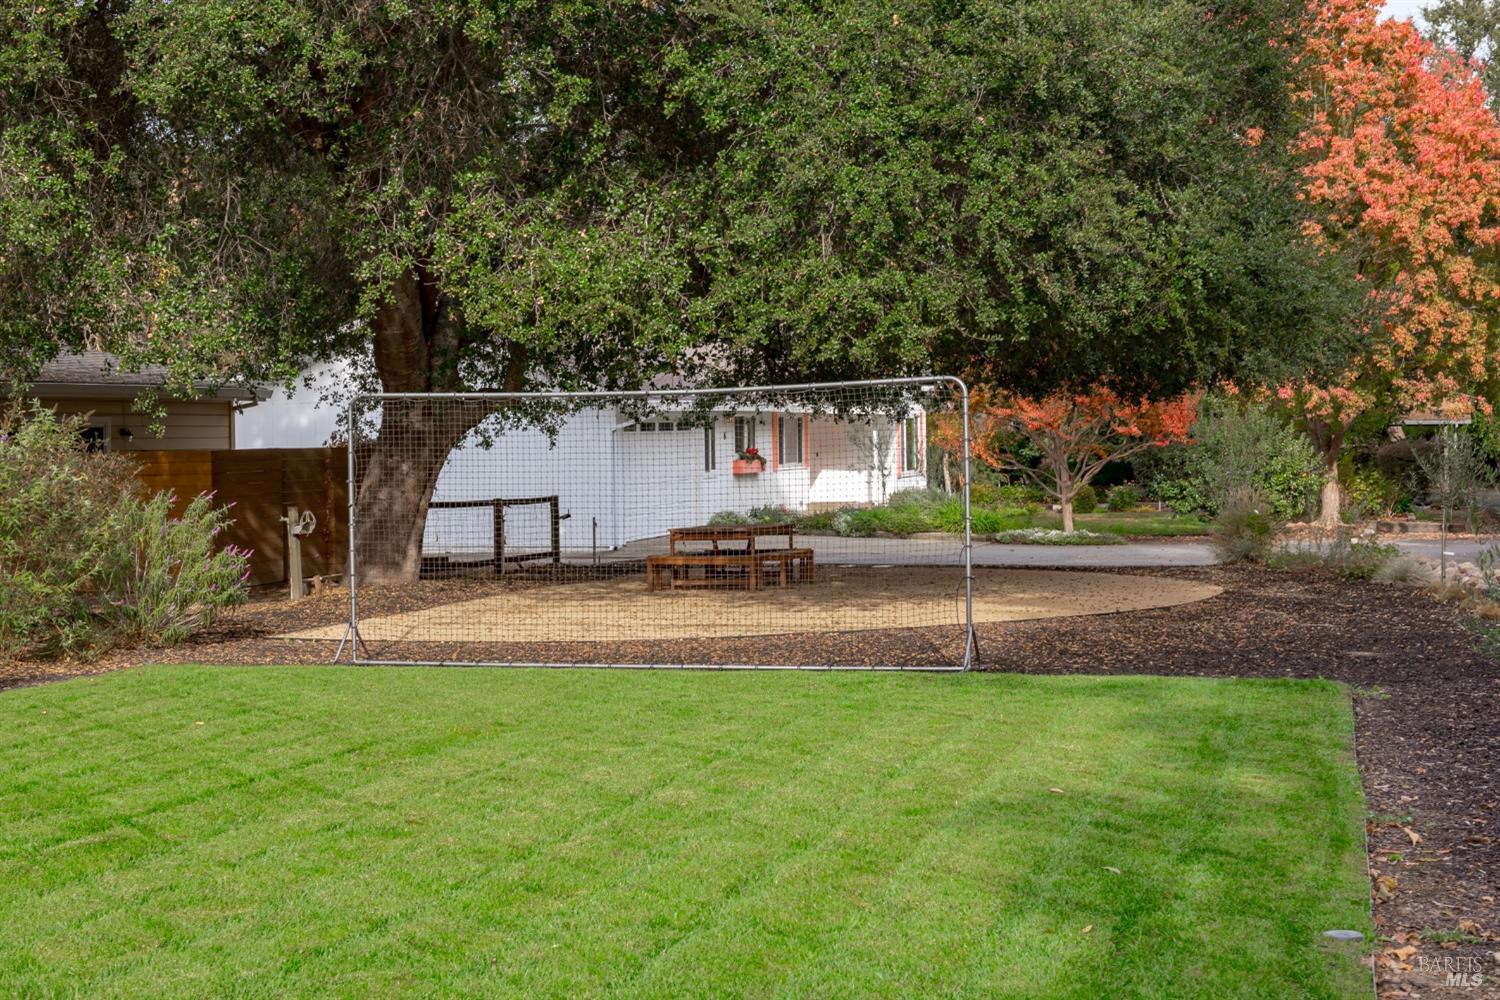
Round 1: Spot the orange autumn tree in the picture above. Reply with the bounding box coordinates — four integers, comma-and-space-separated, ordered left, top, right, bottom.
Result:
949, 388, 1198, 533
1286, 0, 1500, 526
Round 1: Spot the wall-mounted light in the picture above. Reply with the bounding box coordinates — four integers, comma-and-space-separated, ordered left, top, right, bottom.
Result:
118, 427, 134, 441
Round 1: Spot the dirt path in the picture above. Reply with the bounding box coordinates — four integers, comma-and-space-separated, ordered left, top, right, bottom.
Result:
281, 567, 1219, 643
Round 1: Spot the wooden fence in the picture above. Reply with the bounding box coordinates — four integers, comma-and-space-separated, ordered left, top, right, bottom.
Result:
128, 448, 348, 588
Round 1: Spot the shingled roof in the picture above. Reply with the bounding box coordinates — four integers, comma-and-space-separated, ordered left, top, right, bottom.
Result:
28, 352, 260, 401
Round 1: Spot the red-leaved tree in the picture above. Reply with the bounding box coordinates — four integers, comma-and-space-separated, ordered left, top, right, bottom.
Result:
1285, 0, 1500, 525
950, 388, 1199, 533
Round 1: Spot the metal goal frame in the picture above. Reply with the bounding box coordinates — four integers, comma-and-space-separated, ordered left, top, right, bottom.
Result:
336, 376, 975, 670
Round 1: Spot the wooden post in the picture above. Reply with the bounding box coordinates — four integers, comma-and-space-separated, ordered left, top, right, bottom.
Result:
285, 505, 305, 600
550, 496, 561, 564
493, 501, 505, 576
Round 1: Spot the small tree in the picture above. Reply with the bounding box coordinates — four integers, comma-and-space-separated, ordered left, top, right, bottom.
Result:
1414, 426, 1494, 582
969, 388, 1199, 533
848, 420, 897, 504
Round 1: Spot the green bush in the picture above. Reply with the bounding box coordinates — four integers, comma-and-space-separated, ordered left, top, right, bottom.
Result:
793, 510, 837, 532
922, 498, 1028, 534
1106, 484, 1144, 512
706, 510, 750, 526
1211, 497, 1279, 564
1071, 485, 1098, 514
1149, 473, 1213, 517
0, 407, 250, 658
747, 504, 795, 524
98, 491, 253, 646
1270, 533, 1398, 580
1340, 466, 1411, 520
1137, 396, 1319, 520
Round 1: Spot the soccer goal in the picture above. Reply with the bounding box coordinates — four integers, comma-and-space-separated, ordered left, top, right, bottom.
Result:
331, 377, 976, 669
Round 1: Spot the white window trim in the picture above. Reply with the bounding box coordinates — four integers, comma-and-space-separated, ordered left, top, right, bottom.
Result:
777, 413, 806, 468
900, 416, 921, 476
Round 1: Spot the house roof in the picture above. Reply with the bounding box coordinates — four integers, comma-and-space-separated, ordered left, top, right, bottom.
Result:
27, 351, 262, 402
1401, 408, 1473, 426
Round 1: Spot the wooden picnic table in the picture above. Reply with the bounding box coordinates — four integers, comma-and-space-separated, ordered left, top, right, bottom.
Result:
647, 522, 812, 590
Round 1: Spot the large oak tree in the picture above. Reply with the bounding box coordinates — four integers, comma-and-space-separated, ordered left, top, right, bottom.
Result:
2, 0, 1355, 580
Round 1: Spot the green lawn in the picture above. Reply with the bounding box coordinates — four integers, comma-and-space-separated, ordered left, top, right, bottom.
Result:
0, 667, 1369, 998
1054, 510, 1212, 536
977, 508, 1211, 538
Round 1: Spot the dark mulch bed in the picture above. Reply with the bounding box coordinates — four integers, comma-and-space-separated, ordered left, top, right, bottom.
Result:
2, 562, 1497, 996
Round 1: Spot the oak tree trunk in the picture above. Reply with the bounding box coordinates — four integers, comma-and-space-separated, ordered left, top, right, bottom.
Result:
354, 399, 481, 585
352, 267, 521, 585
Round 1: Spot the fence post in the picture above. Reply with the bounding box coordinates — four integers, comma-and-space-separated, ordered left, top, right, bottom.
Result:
493, 501, 505, 576
285, 505, 305, 600
550, 496, 562, 564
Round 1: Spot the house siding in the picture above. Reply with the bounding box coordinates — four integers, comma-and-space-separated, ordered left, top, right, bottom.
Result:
35, 397, 235, 451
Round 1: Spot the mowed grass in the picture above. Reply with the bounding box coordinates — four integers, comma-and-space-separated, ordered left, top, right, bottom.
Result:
0, 667, 1369, 998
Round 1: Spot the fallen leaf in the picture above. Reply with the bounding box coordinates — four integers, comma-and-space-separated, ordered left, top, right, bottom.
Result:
1048, 787, 1064, 794
1458, 919, 1482, 934
1391, 944, 1417, 961
1081, 924, 1093, 934
1103, 866, 1122, 875
1402, 826, 1422, 846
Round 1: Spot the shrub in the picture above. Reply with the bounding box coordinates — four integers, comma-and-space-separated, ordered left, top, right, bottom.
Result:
1373, 555, 1437, 586
923, 498, 1028, 534
747, 504, 794, 524
1341, 466, 1411, 521
1150, 473, 1213, 517
828, 505, 932, 537
707, 510, 750, 526
991, 483, 1046, 507
1318, 534, 1399, 580
793, 510, 837, 532
0, 407, 249, 658
886, 487, 948, 510
97, 491, 252, 646
1211, 496, 1279, 564
1106, 484, 1143, 512
1268, 532, 1398, 580
1071, 484, 1098, 514
1136, 396, 1319, 520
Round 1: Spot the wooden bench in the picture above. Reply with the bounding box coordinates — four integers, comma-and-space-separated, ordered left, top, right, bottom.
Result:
759, 548, 815, 587
646, 548, 815, 590
646, 553, 762, 590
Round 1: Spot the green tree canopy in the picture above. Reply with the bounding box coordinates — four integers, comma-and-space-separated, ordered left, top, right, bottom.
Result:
0, 0, 1358, 578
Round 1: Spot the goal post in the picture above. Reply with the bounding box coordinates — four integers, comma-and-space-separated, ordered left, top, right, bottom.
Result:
338, 377, 975, 669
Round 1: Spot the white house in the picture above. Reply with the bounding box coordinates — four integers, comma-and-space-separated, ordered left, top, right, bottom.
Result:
237, 367, 928, 556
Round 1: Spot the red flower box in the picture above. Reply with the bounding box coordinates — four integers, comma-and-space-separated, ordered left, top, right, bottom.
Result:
732, 458, 765, 475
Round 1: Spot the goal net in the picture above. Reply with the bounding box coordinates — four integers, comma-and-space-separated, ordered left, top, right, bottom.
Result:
337, 378, 975, 669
